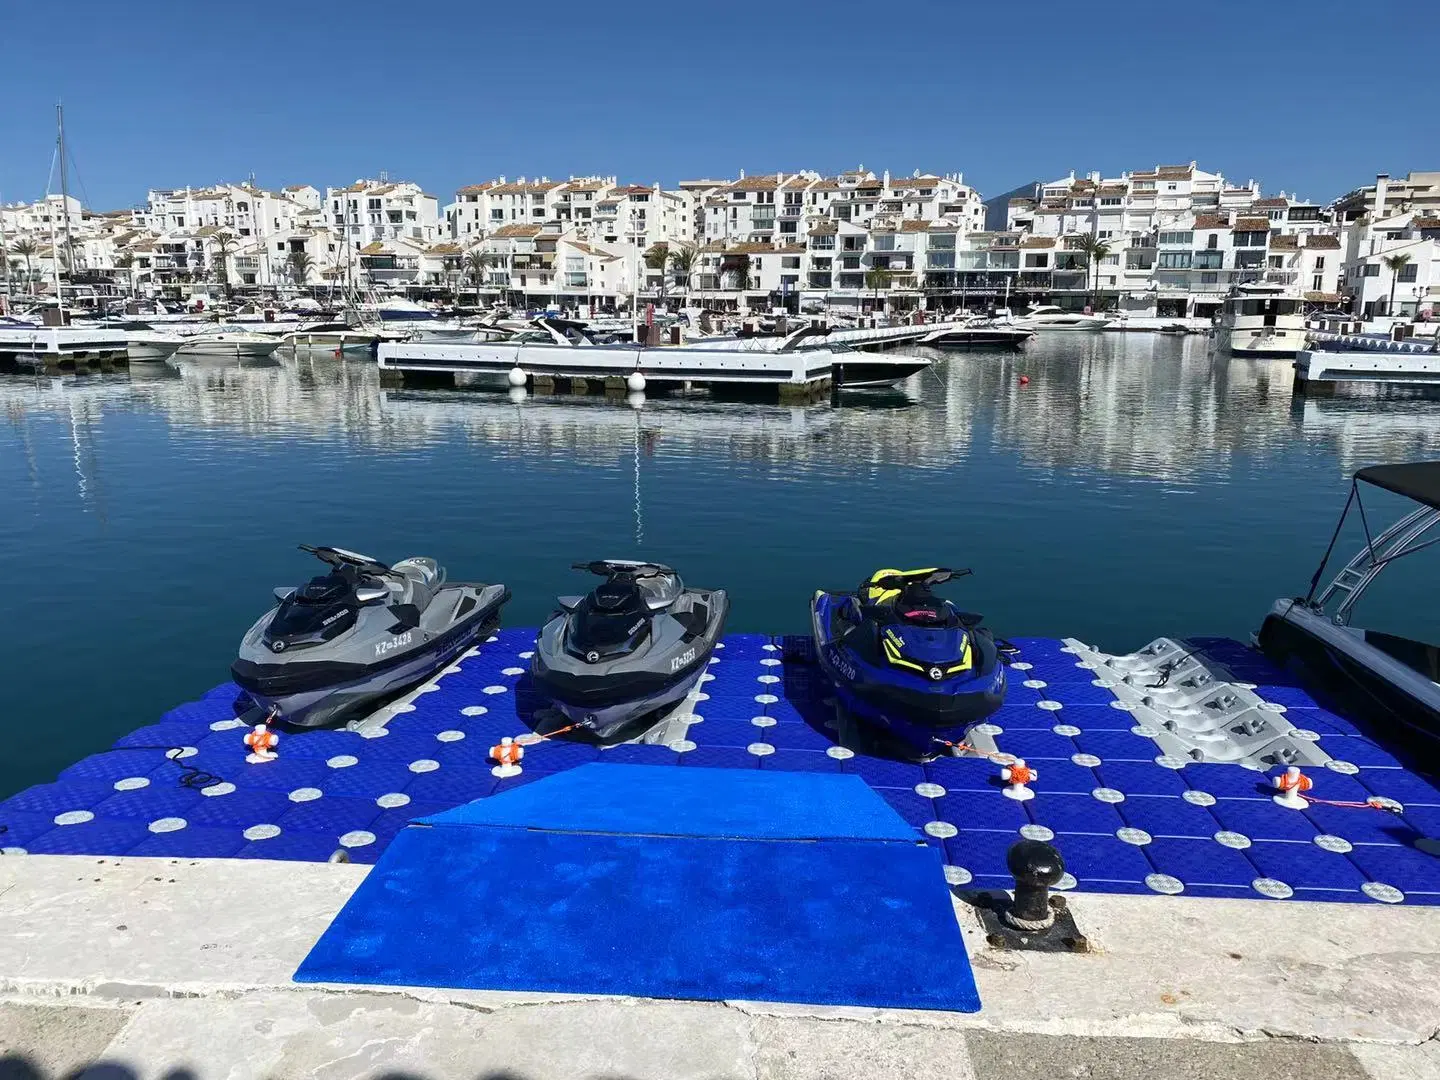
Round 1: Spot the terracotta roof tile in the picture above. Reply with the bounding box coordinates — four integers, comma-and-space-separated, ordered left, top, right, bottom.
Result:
900, 219, 932, 232
1412, 217, 1440, 229
1194, 214, 1230, 230
427, 242, 462, 255
1252, 197, 1289, 208
1304, 291, 1342, 303
809, 178, 841, 191
1233, 218, 1272, 233
492, 223, 543, 238
1021, 236, 1056, 248
725, 175, 781, 192
1269, 235, 1299, 250
457, 182, 496, 194
1156, 165, 1194, 179
809, 221, 838, 235
358, 241, 386, 255
1303, 234, 1340, 249
609, 184, 654, 197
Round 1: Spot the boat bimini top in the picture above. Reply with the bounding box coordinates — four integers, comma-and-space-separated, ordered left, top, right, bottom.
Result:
1300, 462, 1440, 625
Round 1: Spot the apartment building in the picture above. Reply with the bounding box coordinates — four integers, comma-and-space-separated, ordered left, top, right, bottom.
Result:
324, 179, 440, 251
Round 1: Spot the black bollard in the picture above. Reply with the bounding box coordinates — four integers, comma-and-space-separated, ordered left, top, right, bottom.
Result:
1004, 840, 1064, 931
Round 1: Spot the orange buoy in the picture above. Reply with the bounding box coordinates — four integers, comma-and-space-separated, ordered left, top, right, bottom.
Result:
1018, 375, 1030, 386
490, 736, 525, 777
1001, 758, 1036, 801
243, 723, 279, 764
1272, 765, 1312, 809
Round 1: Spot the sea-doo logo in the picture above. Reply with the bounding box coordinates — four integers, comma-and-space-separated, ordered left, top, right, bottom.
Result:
375, 631, 413, 657
927, 666, 944, 681
628, 620, 645, 634
670, 647, 697, 672
586, 651, 600, 663
270, 640, 286, 653
322, 611, 347, 626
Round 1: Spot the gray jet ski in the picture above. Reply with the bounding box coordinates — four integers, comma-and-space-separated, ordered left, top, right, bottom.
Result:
531, 560, 728, 738
233, 545, 510, 728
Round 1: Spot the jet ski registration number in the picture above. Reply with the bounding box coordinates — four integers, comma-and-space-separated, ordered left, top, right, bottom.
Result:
375, 631, 413, 658
670, 646, 697, 672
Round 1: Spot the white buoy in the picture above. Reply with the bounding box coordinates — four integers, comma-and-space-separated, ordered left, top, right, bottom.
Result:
507, 366, 527, 387
626, 370, 646, 392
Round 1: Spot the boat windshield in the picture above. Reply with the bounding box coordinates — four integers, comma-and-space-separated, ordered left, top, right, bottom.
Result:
1232, 297, 1300, 316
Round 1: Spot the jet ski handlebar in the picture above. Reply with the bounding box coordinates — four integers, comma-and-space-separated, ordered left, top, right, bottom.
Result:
571, 559, 673, 580
299, 544, 393, 577
870, 567, 971, 593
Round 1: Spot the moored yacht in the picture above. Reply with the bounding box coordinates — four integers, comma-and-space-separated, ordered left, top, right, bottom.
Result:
1216, 282, 1308, 358
280, 322, 383, 352
1257, 462, 1440, 747
175, 329, 283, 359
1008, 304, 1112, 331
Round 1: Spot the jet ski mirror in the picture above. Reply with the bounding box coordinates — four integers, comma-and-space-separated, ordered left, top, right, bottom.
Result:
299, 544, 391, 577
870, 567, 972, 594
355, 585, 390, 603
273, 586, 297, 603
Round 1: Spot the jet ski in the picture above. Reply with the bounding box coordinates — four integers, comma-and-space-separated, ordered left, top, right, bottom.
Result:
531, 559, 728, 739
812, 567, 1007, 758
232, 545, 510, 728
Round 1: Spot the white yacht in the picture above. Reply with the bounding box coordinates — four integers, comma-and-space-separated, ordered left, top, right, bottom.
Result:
1008, 304, 1113, 331
1216, 282, 1308, 358
175, 330, 283, 360
279, 322, 382, 352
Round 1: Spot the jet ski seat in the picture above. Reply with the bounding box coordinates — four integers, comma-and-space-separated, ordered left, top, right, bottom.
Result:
390, 557, 443, 612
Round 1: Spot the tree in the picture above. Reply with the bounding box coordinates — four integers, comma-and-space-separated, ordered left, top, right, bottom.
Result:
210, 231, 236, 298
286, 249, 314, 288
667, 243, 697, 292
464, 250, 488, 305
1073, 234, 1112, 310
644, 243, 670, 303
728, 253, 752, 293
1383, 253, 1412, 317
11, 238, 37, 290
865, 265, 890, 311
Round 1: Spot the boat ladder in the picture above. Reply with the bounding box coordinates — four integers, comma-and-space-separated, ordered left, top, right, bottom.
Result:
1315, 506, 1440, 624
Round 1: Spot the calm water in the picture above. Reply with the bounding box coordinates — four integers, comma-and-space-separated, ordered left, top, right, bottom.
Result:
3, 334, 1438, 797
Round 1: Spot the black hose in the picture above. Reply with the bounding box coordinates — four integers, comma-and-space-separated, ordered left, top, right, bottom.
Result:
116, 745, 227, 790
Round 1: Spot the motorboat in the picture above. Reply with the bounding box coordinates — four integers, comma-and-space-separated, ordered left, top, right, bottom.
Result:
811, 568, 1008, 759
233, 545, 510, 728
918, 320, 1035, 349
673, 324, 933, 387
175, 330, 283, 359
530, 560, 728, 739
124, 330, 183, 362
280, 321, 382, 352
1257, 462, 1440, 747
1216, 282, 1308, 358
1008, 304, 1112, 331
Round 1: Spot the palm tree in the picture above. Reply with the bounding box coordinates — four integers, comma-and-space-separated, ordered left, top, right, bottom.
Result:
209, 231, 236, 298
287, 249, 314, 288
464, 250, 488, 305
644, 243, 670, 302
865, 265, 890, 312
728, 253, 752, 295
1383, 253, 1412, 317
667, 243, 697, 293
1073, 234, 1112, 310
11, 239, 37, 291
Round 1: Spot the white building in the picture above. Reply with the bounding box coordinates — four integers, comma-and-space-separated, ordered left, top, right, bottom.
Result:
325, 179, 440, 251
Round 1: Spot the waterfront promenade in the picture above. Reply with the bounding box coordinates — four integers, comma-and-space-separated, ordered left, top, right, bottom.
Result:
1, 854, 1437, 1078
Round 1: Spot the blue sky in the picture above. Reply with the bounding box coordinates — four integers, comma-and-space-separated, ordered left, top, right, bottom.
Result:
2, 0, 1435, 211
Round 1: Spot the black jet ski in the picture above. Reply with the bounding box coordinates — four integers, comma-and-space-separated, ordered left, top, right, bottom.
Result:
531, 560, 728, 738
812, 567, 1008, 758
233, 545, 510, 728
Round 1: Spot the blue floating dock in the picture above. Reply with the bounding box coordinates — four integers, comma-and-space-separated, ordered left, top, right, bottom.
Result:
2, 629, 1438, 906
297, 765, 980, 1011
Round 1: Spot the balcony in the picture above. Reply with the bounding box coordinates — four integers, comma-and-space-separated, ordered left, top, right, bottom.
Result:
808, 274, 832, 289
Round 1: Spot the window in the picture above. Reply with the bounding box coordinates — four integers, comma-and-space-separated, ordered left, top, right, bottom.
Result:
1363, 264, 1380, 277
1385, 231, 1403, 240
781, 256, 800, 269
1100, 197, 1122, 206
1159, 231, 1193, 245
1201, 272, 1218, 285
841, 256, 860, 270
1193, 251, 1222, 269
1235, 231, 1268, 248
1268, 255, 1284, 269
1313, 257, 1325, 270
1024, 253, 1048, 268
1166, 183, 1177, 191
929, 233, 955, 250
1207, 234, 1218, 249
276, 242, 284, 251
1398, 264, 1418, 282
1312, 274, 1323, 291
1157, 251, 1191, 269
367, 198, 382, 210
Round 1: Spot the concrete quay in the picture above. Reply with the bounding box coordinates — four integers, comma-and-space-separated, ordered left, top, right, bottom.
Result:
1, 854, 1436, 1079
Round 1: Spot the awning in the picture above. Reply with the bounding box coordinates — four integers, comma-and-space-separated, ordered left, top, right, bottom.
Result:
1355, 462, 1440, 511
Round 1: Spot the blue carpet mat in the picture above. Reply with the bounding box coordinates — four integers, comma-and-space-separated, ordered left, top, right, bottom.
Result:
420, 762, 916, 841
296, 765, 980, 1012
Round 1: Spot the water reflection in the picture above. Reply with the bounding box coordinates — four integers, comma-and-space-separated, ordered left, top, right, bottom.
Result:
2, 336, 1438, 483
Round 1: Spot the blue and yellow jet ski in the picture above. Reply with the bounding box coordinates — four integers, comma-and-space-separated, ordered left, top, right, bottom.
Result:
811, 568, 1007, 758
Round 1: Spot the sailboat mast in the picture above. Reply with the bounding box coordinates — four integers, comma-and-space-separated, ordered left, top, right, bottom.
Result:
56, 104, 74, 281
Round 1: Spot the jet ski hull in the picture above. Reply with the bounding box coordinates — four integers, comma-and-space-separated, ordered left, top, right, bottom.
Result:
811, 589, 1005, 758
233, 582, 509, 728
531, 584, 728, 740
